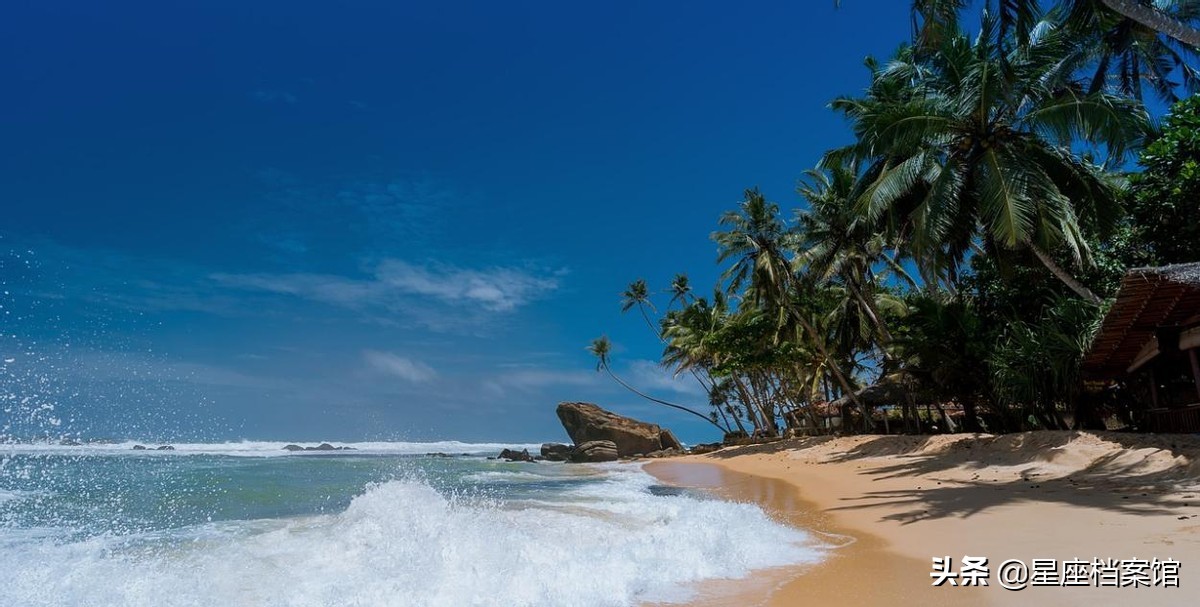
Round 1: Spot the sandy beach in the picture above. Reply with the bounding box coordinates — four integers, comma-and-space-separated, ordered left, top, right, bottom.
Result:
647, 431, 1200, 606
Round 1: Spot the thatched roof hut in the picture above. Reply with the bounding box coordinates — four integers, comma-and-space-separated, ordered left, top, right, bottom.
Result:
1082, 262, 1200, 432
1084, 262, 1200, 378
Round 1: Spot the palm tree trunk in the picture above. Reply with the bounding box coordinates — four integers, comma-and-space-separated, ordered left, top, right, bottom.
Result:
1027, 243, 1102, 304
729, 375, 764, 434
637, 305, 661, 339
779, 299, 875, 432
933, 401, 958, 433
1100, 0, 1200, 47
601, 364, 728, 432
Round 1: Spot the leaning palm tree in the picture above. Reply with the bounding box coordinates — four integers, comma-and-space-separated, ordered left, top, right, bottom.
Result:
713, 188, 875, 431
1097, 0, 1200, 46
587, 336, 729, 433
1063, 0, 1200, 102
831, 12, 1149, 303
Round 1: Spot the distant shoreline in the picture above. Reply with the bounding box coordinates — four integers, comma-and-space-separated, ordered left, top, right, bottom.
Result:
646, 431, 1200, 606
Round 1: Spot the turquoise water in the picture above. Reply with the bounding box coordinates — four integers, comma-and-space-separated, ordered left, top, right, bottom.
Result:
0, 442, 823, 607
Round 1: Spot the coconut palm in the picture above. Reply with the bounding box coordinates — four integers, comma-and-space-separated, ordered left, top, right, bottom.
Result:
1097, 0, 1200, 46
713, 188, 875, 431
620, 279, 660, 336
668, 273, 693, 309
831, 13, 1149, 303
796, 161, 915, 352
587, 336, 729, 432
1063, 0, 1200, 102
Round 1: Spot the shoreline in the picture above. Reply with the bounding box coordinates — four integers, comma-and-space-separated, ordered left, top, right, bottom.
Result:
645, 431, 1200, 606
645, 460, 952, 606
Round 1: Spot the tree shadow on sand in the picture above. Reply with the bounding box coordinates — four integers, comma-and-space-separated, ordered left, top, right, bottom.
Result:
698, 431, 1200, 523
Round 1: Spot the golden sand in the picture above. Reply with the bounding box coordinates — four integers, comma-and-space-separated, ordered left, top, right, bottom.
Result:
646, 431, 1200, 606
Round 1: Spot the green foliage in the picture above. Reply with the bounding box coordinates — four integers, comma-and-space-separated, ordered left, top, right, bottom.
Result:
989, 296, 1104, 427
1126, 94, 1200, 265
592, 3, 1196, 438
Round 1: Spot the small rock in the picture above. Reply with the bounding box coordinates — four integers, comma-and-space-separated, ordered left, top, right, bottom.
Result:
644, 448, 681, 459
282, 444, 304, 451
539, 443, 574, 462
689, 442, 723, 455
156, 445, 175, 451
498, 448, 535, 463
132, 445, 147, 450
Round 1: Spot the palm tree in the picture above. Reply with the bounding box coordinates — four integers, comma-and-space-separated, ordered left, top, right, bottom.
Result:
713, 188, 875, 431
1097, 0, 1200, 47
587, 336, 729, 433
668, 273, 693, 309
662, 299, 753, 436
840, 1, 1200, 101
1064, 0, 1200, 102
620, 279, 659, 336
831, 13, 1149, 303
796, 162, 915, 350
894, 293, 994, 431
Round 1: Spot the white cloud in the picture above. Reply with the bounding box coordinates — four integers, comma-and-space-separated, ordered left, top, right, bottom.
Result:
482, 368, 601, 397
212, 259, 561, 313
363, 350, 437, 383
376, 260, 558, 311
625, 359, 707, 397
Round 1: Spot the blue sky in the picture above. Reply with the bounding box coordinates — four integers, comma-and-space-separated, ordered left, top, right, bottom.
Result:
1, 0, 914, 443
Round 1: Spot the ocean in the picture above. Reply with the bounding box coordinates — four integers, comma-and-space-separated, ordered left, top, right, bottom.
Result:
0, 441, 824, 606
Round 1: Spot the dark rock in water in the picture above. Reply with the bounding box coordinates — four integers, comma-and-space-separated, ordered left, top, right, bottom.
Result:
556, 402, 677, 457
539, 443, 574, 462
569, 440, 619, 463
659, 429, 683, 452
498, 448, 535, 463
283, 444, 305, 451
689, 442, 722, 455
156, 445, 175, 451
132, 445, 148, 450
305, 443, 337, 451
647, 484, 689, 497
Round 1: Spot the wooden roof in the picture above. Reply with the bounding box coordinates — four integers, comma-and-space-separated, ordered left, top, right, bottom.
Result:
1082, 262, 1200, 379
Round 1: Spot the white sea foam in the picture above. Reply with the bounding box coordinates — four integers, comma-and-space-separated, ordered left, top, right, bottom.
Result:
0, 488, 35, 504
0, 466, 825, 607
0, 440, 545, 457
462, 470, 549, 483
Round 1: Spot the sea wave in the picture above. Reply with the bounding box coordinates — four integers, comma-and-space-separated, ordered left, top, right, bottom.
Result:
0, 440, 545, 457
0, 466, 824, 607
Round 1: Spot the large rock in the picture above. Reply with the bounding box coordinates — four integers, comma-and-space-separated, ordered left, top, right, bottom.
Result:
540, 443, 573, 462
570, 440, 619, 463
659, 429, 683, 451
556, 402, 675, 457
